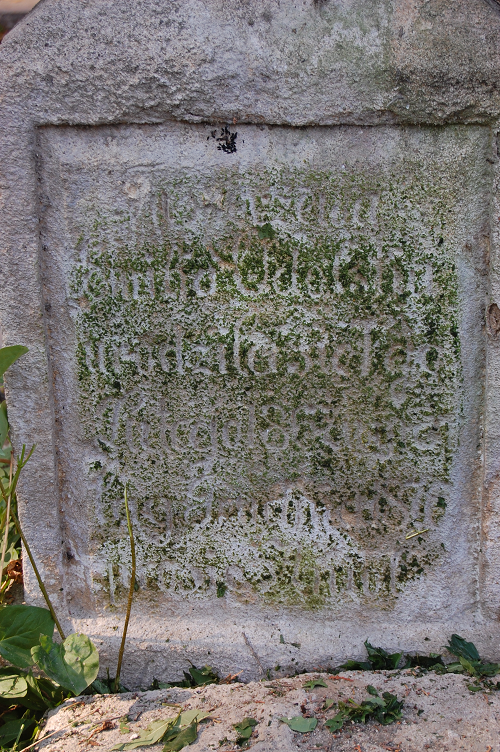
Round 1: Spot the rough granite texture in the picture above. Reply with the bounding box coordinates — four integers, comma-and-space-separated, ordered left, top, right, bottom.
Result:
36, 671, 500, 752
1, 0, 500, 687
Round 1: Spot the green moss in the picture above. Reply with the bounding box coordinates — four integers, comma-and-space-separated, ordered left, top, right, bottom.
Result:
72, 154, 465, 610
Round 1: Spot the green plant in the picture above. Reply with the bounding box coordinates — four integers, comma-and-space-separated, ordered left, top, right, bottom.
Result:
443, 634, 500, 678
0, 603, 98, 750
110, 710, 210, 751
233, 717, 257, 746
0, 346, 100, 749
336, 640, 403, 672
114, 484, 135, 693
0, 346, 28, 606
279, 716, 317, 733
334, 634, 500, 680
325, 685, 403, 732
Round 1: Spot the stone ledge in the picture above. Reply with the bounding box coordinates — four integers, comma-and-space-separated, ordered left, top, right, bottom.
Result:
37, 670, 500, 752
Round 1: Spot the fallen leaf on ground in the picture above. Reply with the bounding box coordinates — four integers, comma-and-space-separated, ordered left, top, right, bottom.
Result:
233, 717, 257, 745
280, 716, 318, 733
303, 679, 327, 690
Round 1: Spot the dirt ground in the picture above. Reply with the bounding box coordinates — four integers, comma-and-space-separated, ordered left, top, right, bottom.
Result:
34, 670, 499, 752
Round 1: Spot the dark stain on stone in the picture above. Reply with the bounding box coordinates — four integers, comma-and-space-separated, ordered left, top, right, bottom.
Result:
488, 303, 500, 335
208, 126, 237, 154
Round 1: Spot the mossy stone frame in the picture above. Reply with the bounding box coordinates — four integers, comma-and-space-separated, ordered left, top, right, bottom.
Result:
1, 0, 500, 685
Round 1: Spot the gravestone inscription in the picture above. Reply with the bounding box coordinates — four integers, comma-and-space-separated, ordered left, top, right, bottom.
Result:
2, 0, 500, 684
40, 123, 487, 615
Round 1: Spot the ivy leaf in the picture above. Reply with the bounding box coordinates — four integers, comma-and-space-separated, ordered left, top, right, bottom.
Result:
279, 716, 317, 733
0, 605, 54, 668
31, 632, 99, 695
0, 346, 28, 379
303, 679, 327, 690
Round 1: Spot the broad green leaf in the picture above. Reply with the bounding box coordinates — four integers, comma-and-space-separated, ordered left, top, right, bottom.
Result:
477, 662, 500, 677
337, 659, 372, 671
110, 712, 210, 751
325, 714, 344, 732
0, 668, 58, 711
446, 634, 480, 663
0, 402, 8, 448
0, 605, 54, 668
163, 720, 198, 751
111, 719, 178, 750
178, 710, 209, 726
459, 656, 477, 676
120, 717, 131, 734
363, 695, 385, 708
25, 672, 65, 709
89, 677, 112, 694
0, 346, 28, 379
406, 653, 445, 669
364, 641, 402, 670
234, 717, 257, 742
325, 688, 403, 730
446, 661, 465, 674
303, 679, 327, 690
0, 667, 28, 699
31, 632, 99, 695
0, 716, 35, 746
188, 665, 218, 686
279, 716, 317, 733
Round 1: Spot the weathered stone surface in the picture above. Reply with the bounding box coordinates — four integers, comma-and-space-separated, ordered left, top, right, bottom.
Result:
36, 671, 500, 752
2, 0, 500, 686
39, 122, 489, 610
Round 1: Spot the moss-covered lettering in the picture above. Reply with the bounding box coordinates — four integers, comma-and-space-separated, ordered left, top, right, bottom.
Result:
72, 153, 464, 609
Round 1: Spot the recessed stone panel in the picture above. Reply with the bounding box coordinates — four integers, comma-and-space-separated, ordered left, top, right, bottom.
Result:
38, 123, 489, 616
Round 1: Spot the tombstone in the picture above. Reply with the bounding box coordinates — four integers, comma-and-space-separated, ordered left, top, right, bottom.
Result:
1, 0, 500, 685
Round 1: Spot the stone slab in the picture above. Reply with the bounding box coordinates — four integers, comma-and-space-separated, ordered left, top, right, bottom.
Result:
36, 671, 500, 752
31, 120, 494, 684
2, 0, 500, 687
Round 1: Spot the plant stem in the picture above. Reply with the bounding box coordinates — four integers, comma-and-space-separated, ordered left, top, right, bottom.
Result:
0, 445, 66, 638
114, 484, 136, 693
0, 451, 13, 601
12, 719, 25, 752
10, 511, 66, 641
